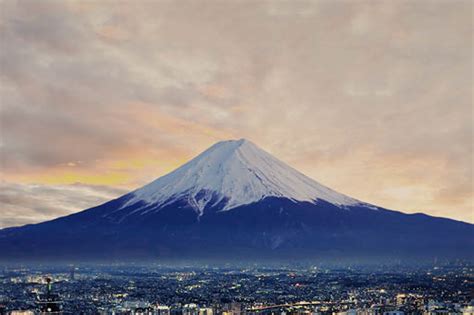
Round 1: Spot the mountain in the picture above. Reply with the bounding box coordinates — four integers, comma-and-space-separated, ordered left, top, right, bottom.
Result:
117, 139, 360, 217
0, 139, 472, 262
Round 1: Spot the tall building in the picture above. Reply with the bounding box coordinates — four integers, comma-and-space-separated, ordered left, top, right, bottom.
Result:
69, 266, 75, 281
36, 277, 62, 314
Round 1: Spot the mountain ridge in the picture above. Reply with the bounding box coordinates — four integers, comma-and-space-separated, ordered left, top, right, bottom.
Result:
0, 139, 472, 261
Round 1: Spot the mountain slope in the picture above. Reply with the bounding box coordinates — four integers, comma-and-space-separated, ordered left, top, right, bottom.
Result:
0, 139, 472, 262
122, 139, 360, 215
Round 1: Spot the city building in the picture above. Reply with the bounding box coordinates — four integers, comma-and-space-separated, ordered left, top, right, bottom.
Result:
36, 278, 62, 314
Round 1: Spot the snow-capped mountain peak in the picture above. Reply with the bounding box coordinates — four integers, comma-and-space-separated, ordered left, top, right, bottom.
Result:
123, 139, 360, 214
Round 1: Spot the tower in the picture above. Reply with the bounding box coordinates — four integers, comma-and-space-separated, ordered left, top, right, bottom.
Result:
36, 277, 62, 314
69, 266, 75, 281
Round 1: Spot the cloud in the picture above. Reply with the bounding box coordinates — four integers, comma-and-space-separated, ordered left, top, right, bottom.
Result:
0, 181, 128, 228
0, 0, 472, 224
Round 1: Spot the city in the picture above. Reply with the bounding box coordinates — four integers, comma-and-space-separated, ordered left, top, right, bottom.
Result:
0, 262, 472, 314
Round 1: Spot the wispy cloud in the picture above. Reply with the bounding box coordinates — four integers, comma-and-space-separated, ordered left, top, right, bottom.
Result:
0, 181, 128, 228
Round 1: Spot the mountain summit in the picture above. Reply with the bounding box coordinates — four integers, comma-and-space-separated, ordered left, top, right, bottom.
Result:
124, 139, 359, 216
0, 139, 472, 262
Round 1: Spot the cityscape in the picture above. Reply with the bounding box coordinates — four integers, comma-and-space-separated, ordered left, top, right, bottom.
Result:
0, 0, 472, 315
0, 263, 473, 315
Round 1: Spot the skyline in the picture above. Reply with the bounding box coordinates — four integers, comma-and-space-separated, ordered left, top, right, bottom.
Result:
0, 0, 473, 227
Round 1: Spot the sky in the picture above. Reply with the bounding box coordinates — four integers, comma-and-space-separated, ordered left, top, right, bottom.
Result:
0, 0, 472, 227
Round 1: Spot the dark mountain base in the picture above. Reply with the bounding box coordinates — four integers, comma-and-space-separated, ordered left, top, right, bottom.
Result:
1, 197, 472, 262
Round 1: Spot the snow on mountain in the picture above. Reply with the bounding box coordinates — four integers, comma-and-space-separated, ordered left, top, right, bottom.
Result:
123, 139, 361, 215
2, 139, 472, 261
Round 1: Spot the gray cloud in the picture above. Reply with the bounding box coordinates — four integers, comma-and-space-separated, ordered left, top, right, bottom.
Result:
0, 181, 127, 228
